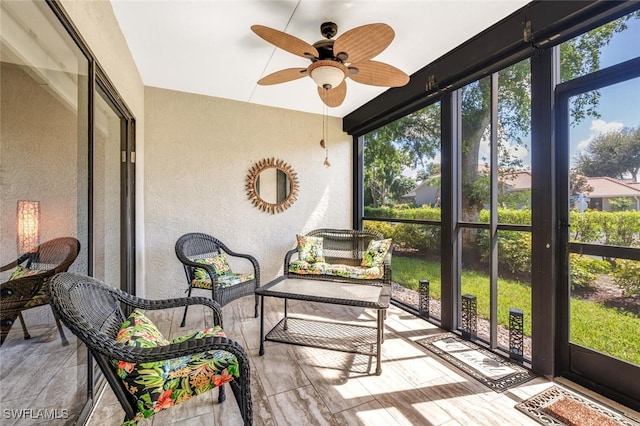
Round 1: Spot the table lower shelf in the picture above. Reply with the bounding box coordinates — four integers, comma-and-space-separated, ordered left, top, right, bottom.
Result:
265, 317, 379, 356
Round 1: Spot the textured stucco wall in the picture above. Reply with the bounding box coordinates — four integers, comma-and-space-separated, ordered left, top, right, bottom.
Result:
60, 0, 148, 289
5, 0, 352, 303
144, 86, 352, 299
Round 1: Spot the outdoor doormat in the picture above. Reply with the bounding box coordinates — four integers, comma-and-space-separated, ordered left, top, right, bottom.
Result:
515, 385, 640, 426
415, 332, 536, 392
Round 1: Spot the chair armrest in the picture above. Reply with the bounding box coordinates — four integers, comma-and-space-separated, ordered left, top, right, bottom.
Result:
0, 254, 31, 273
283, 247, 298, 272
381, 244, 394, 285
94, 333, 249, 364
383, 243, 394, 266
219, 245, 260, 282
177, 258, 225, 299
117, 293, 224, 328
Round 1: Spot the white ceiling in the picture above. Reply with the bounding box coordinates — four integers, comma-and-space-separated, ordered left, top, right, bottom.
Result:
111, 0, 530, 118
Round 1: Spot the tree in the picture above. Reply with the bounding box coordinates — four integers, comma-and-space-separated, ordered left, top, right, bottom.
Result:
570, 172, 594, 196
364, 103, 440, 206
364, 122, 413, 207
456, 14, 635, 263
575, 127, 640, 181
364, 12, 637, 237
609, 197, 634, 212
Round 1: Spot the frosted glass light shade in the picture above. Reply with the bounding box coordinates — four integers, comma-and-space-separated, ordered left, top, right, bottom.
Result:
308, 60, 346, 89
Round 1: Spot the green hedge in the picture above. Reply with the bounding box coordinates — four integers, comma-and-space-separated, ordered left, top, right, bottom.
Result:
366, 206, 640, 285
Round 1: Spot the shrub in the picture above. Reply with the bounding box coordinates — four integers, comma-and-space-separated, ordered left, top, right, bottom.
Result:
498, 232, 532, 276
613, 259, 640, 296
363, 221, 394, 239
477, 229, 532, 277
367, 206, 640, 281
569, 254, 609, 290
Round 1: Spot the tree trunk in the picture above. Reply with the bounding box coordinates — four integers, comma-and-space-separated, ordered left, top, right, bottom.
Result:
460, 78, 492, 267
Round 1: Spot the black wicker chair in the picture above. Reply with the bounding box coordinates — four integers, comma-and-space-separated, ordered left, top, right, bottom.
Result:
175, 233, 260, 326
47, 272, 252, 426
0, 237, 80, 346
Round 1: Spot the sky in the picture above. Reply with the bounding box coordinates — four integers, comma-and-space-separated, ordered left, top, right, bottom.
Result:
476, 14, 640, 172
403, 13, 640, 180
570, 15, 640, 167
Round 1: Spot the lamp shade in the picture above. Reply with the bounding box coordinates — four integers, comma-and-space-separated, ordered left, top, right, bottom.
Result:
17, 200, 40, 254
308, 60, 347, 90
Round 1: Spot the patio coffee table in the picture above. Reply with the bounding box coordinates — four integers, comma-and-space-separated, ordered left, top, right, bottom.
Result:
256, 276, 391, 375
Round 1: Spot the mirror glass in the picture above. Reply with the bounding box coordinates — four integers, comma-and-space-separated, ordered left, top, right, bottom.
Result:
246, 158, 299, 214
256, 168, 290, 204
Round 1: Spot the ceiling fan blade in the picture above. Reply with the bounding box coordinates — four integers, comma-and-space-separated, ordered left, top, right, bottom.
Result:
318, 81, 347, 107
348, 60, 409, 87
333, 23, 394, 64
257, 68, 308, 85
251, 25, 319, 59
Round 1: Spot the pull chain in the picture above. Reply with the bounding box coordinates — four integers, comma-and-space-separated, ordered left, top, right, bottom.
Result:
321, 104, 331, 167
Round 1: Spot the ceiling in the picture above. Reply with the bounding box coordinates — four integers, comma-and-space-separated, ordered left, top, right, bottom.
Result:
111, 0, 530, 118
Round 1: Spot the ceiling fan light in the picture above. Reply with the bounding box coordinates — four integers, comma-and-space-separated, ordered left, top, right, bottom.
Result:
308, 60, 346, 90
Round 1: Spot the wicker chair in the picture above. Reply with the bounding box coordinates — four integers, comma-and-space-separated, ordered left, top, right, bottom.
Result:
0, 237, 80, 346
47, 272, 252, 426
175, 233, 260, 326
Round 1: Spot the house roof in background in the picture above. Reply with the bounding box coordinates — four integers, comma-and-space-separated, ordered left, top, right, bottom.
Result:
587, 177, 640, 198
404, 171, 640, 199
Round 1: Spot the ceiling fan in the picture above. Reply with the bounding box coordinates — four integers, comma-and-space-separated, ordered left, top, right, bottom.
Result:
251, 21, 410, 107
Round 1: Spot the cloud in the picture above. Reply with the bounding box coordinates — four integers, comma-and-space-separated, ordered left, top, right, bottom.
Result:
576, 119, 624, 152
479, 135, 530, 167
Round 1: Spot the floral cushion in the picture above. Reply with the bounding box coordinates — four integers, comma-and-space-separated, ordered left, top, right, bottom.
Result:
9, 265, 48, 280
296, 234, 325, 263
361, 239, 392, 267
113, 309, 239, 425
9, 266, 49, 308
288, 261, 383, 279
190, 272, 255, 290
325, 264, 384, 280
288, 260, 328, 275
189, 254, 254, 289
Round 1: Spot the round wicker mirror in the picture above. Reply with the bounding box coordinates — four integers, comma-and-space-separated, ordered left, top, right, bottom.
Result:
246, 158, 299, 214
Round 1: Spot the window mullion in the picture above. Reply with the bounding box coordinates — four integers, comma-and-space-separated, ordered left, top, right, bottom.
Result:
490, 73, 499, 349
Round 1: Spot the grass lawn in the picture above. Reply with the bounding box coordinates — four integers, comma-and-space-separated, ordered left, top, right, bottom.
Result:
392, 254, 640, 365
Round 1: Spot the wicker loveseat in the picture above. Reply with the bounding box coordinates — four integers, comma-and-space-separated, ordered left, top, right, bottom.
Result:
284, 228, 393, 286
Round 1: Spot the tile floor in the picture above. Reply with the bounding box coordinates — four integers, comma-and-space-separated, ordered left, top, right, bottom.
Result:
82, 294, 640, 426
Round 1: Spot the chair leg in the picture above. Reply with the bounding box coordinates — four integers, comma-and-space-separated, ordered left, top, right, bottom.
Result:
0, 317, 14, 347
254, 294, 259, 318
52, 308, 69, 346
181, 306, 189, 328
17, 312, 31, 340
181, 287, 193, 328
218, 384, 226, 403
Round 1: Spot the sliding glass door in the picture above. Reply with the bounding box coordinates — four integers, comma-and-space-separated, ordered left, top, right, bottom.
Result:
1, 1, 136, 422
556, 61, 640, 408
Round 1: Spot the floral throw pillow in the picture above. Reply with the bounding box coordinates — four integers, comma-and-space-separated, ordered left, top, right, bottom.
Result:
361, 239, 392, 267
296, 234, 325, 263
190, 253, 232, 281
115, 309, 170, 348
